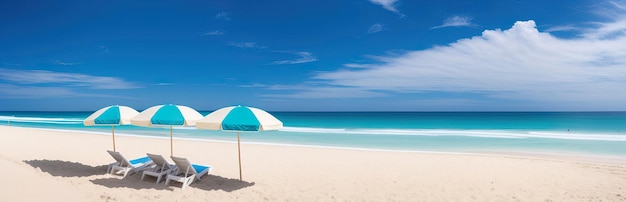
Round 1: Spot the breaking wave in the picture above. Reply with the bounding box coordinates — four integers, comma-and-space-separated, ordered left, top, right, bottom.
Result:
0, 115, 83, 125
279, 126, 626, 141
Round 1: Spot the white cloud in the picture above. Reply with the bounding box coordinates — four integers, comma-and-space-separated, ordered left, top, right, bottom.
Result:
54, 60, 82, 66
202, 31, 224, 36
271, 51, 318, 65
343, 63, 375, 68
431, 16, 476, 29
216, 12, 231, 21
0, 84, 75, 98
239, 83, 267, 88
275, 18, 626, 109
582, 1, 626, 39
610, 1, 626, 9
582, 19, 626, 39
368, 24, 385, 33
264, 86, 385, 99
0, 68, 140, 89
97, 46, 110, 54
368, 0, 403, 16
544, 25, 580, 33
227, 42, 266, 49
0, 84, 138, 99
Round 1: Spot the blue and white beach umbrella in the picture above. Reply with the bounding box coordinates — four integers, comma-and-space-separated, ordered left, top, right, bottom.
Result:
130, 104, 203, 156
84, 105, 140, 151
196, 105, 283, 180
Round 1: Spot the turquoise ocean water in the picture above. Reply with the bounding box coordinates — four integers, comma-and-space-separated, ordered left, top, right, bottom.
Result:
1, 111, 625, 156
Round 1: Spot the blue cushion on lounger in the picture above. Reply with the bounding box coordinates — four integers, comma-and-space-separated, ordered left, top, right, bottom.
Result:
129, 156, 151, 165
192, 164, 209, 173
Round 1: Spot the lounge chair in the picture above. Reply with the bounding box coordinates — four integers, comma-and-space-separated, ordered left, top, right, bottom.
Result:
165, 156, 212, 189
107, 150, 154, 178
141, 153, 176, 183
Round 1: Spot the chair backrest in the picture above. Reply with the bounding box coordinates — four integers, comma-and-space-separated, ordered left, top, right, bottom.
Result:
171, 156, 196, 176
107, 150, 131, 167
147, 153, 171, 170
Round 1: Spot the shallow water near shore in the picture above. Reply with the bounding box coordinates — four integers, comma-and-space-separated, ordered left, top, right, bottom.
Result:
1, 111, 625, 156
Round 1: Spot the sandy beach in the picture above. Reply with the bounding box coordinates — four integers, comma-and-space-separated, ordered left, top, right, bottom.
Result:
1, 125, 625, 201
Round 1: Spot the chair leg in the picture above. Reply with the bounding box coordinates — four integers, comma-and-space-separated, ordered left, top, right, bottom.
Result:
109, 165, 118, 175
121, 168, 132, 178
182, 175, 195, 189
107, 162, 118, 174
181, 178, 189, 189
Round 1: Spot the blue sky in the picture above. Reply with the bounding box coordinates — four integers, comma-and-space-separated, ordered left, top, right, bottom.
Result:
1, 0, 626, 111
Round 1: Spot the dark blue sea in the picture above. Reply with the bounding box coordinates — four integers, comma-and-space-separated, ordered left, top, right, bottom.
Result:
1, 111, 625, 156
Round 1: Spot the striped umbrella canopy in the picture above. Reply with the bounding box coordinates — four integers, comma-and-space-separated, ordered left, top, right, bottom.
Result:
84, 105, 139, 151
196, 105, 283, 180
130, 104, 203, 156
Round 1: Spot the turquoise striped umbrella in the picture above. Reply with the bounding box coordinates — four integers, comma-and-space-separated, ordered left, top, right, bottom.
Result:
84, 105, 139, 151
196, 105, 283, 180
130, 104, 203, 156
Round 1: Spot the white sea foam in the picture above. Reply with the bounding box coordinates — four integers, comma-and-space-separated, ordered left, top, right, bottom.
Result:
0, 115, 83, 124
280, 126, 347, 133
280, 126, 626, 141
525, 131, 626, 141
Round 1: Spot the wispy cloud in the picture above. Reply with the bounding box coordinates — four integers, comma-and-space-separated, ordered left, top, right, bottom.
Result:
368, 0, 403, 16
216, 12, 231, 21
264, 86, 385, 99
0, 84, 138, 99
202, 31, 224, 36
610, 1, 626, 9
0, 68, 140, 89
54, 61, 82, 66
271, 51, 318, 65
97, 46, 109, 54
343, 63, 375, 68
544, 25, 580, 33
227, 42, 266, 49
0, 84, 76, 98
431, 16, 476, 29
582, 1, 626, 39
368, 23, 385, 33
239, 83, 267, 88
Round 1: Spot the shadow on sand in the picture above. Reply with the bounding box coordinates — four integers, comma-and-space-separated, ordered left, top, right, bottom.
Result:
91, 173, 254, 192
90, 174, 174, 191
190, 175, 255, 192
23, 159, 107, 177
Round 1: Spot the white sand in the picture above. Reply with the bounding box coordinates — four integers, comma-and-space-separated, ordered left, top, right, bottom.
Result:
1, 125, 625, 201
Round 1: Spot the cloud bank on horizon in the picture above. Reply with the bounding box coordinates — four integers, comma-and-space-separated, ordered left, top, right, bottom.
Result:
268, 2, 626, 110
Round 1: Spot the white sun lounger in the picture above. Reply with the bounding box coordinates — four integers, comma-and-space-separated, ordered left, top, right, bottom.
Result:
165, 156, 212, 189
107, 150, 154, 178
141, 153, 176, 183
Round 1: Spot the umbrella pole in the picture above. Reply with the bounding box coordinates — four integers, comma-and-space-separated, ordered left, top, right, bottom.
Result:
238, 131, 242, 181
170, 126, 173, 156
112, 125, 116, 152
